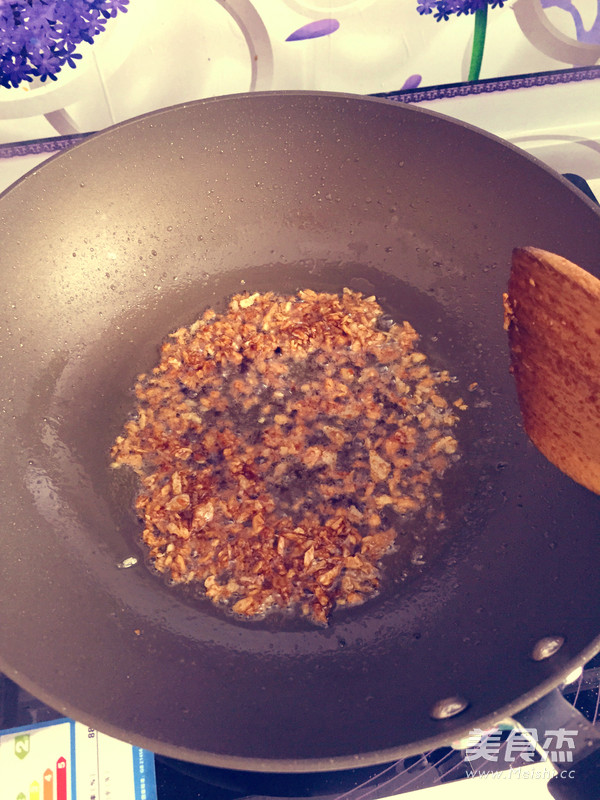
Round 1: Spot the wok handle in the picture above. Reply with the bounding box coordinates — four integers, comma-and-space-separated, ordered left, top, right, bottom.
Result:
548, 751, 600, 800
513, 689, 600, 799
562, 173, 599, 206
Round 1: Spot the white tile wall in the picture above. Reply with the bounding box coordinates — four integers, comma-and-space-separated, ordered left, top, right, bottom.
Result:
1, 0, 598, 145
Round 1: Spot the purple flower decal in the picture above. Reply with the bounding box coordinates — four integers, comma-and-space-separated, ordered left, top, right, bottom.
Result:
434, 1, 451, 21
34, 49, 62, 82
417, 0, 437, 14
58, 42, 84, 70
286, 19, 340, 42
417, 0, 505, 18
0, 0, 129, 89
541, 0, 600, 44
416, 0, 507, 81
0, 52, 35, 88
400, 74, 422, 90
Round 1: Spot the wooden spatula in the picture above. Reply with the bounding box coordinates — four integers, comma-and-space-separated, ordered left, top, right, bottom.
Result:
504, 246, 600, 495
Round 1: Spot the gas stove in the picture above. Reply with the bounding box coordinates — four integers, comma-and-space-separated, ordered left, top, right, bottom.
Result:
1, 74, 599, 800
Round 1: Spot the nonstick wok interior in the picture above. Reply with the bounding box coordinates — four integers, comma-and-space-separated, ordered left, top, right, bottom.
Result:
0, 92, 599, 771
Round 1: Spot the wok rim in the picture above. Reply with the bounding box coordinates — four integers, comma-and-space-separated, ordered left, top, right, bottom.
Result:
2, 88, 600, 220
2, 638, 600, 772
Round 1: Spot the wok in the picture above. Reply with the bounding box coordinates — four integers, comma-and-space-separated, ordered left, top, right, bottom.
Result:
0, 91, 599, 774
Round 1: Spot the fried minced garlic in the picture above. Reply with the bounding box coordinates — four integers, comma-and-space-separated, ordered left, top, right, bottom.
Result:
111, 288, 462, 625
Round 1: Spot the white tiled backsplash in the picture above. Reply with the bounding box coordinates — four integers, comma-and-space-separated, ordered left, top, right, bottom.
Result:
0, 0, 599, 145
